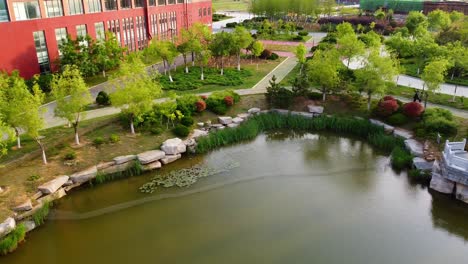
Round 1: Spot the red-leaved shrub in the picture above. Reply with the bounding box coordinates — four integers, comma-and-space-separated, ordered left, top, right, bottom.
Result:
200, 95, 208, 100
376, 99, 399, 117
403, 102, 424, 118
383, 95, 395, 101
224, 96, 234, 106
195, 100, 206, 112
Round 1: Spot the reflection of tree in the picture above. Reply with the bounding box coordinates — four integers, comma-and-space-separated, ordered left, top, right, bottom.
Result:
430, 190, 468, 242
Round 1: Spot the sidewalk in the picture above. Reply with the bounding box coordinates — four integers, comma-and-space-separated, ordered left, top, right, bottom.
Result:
44, 57, 299, 129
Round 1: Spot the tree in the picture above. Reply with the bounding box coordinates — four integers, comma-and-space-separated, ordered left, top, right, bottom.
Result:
359, 30, 381, 48
92, 32, 125, 77
232, 26, 253, 71
338, 34, 365, 68
110, 55, 162, 134
177, 27, 197, 73
406, 11, 428, 36
51, 65, 92, 145
251, 41, 264, 65
295, 43, 307, 74
147, 40, 178, 82
354, 50, 399, 110
307, 50, 341, 101
421, 59, 449, 108
0, 71, 44, 149
188, 23, 212, 66
210, 31, 235, 75
412, 35, 442, 75
336, 22, 354, 38
428, 9, 452, 32
196, 49, 211, 81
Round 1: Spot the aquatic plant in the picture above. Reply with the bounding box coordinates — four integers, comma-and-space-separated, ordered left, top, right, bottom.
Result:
391, 146, 413, 170
33, 202, 51, 226
94, 161, 143, 184
0, 224, 26, 255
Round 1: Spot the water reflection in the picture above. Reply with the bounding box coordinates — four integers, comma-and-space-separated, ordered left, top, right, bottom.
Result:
431, 190, 468, 242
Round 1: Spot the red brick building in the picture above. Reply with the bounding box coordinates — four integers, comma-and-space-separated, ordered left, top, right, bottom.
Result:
0, 0, 212, 78
423, 1, 468, 15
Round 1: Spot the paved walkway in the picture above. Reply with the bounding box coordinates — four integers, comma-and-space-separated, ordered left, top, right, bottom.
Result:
43, 57, 298, 129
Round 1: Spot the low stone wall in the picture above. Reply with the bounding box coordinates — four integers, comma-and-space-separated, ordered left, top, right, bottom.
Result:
430, 156, 468, 204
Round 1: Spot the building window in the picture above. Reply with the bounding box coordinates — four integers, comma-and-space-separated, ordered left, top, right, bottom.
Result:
104, 0, 117, 10
135, 0, 144, 7
167, 0, 174, 4
203, 8, 206, 16
207, 7, 211, 15
55, 27, 67, 56
87, 0, 101, 13
177, 0, 183, 3
68, 0, 83, 15
157, 0, 165, 6
148, 0, 155, 6
76, 24, 87, 46
120, 0, 131, 8
198, 8, 201, 17
95, 22, 105, 40
13, 1, 41, 20
0, 0, 9, 22
44, 0, 63, 18
33, 31, 50, 73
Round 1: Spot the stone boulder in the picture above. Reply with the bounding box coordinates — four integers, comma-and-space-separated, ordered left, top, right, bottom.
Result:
211, 124, 224, 129
405, 139, 424, 157
0, 217, 15, 239
218, 116, 233, 125
237, 113, 250, 119
307, 105, 324, 115
393, 128, 413, 139
23, 220, 36, 233
37, 188, 66, 204
12, 199, 33, 212
100, 161, 135, 175
191, 129, 208, 139
137, 150, 166, 165
232, 117, 244, 124
369, 119, 395, 134
161, 154, 182, 165
248, 108, 261, 114
97, 161, 115, 170
113, 155, 136, 165
197, 122, 204, 128
70, 166, 98, 184
430, 172, 454, 194
161, 138, 187, 155
38, 175, 69, 194
227, 123, 239, 128
142, 161, 162, 172
456, 183, 468, 204
413, 157, 434, 171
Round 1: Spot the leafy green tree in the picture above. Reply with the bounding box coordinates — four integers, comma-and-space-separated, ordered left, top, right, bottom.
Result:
0, 71, 44, 149
92, 32, 125, 77
210, 31, 235, 75
336, 22, 354, 38
51, 65, 92, 145
374, 8, 386, 21
188, 23, 212, 66
338, 34, 365, 68
294, 43, 307, 74
421, 59, 449, 108
359, 30, 381, 48
196, 49, 211, 81
405, 11, 428, 36
110, 55, 162, 134
449, 11, 464, 23
147, 40, 178, 82
354, 50, 399, 110
412, 35, 442, 75
251, 41, 264, 64
446, 41, 468, 81
232, 26, 253, 71
428, 9, 452, 32
307, 50, 341, 101
385, 32, 413, 58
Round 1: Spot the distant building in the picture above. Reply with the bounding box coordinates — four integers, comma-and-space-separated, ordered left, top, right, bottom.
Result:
0, 0, 212, 78
423, 1, 468, 15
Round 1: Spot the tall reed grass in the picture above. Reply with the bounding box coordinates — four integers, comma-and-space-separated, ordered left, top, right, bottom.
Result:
0, 224, 26, 255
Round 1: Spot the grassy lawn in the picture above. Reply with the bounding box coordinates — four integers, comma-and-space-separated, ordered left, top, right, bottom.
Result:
212, 13, 233, 22
387, 85, 468, 110
264, 44, 297, 53
280, 63, 301, 86
259, 35, 312, 43
163, 58, 284, 95
212, 0, 251, 11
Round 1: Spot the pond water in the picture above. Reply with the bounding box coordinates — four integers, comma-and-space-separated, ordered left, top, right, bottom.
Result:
3, 132, 468, 263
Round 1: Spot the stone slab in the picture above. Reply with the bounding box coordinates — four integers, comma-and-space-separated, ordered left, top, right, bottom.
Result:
137, 150, 166, 164
430, 172, 455, 194
37, 188, 67, 204
227, 123, 239, 128
191, 129, 209, 139
413, 157, 434, 171
307, 105, 324, 114
248, 108, 261, 114
161, 154, 182, 165
12, 199, 33, 212
38, 175, 69, 194
100, 161, 135, 175
161, 138, 186, 155
0, 217, 15, 239
142, 161, 162, 172
97, 161, 115, 170
218, 116, 233, 125
22, 220, 36, 233
232, 117, 244, 124
394, 128, 414, 139
237, 113, 250, 119
456, 183, 468, 204
70, 166, 98, 184
113, 155, 137, 165
405, 139, 424, 157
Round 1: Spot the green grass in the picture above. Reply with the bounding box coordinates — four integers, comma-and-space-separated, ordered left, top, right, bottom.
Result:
212, 0, 251, 11
387, 85, 468, 110
94, 160, 143, 184
391, 146, 413, 170
401, 61, 468, 87
32, 201, 51, 226
0, 223, 26, 255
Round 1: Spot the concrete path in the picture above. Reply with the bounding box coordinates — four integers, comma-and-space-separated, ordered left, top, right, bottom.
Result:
396, 75, 468, 97
44, 56, 298, 129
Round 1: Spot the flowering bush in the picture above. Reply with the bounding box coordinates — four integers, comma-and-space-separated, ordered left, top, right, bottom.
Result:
224, 96, 234, 106
376, 99, 399, 117
403, 102, 424, 118
195, 100, 206, 112
383, 95, 395, 101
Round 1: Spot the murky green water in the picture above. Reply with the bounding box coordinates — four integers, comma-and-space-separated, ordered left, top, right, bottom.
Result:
4, 132, 468, 263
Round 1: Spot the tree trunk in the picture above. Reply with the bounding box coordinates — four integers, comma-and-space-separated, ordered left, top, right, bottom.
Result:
347, 57, 351, 68
36, 139, 47, 165
237, 52, 241, 71
163, 60, 167, 75
15, 128, 21, 149
453, 84, 458, 102
367, 93, 372, 111
130, 119, 135, 135
322, 89, 326, 101
424, 93, 428, 109
221, 57, 224, 75
201, 66, 204, 80
300, 63, 303, 75
73, 125, 80, 145
192, 52, 195, 66
183, 54, 188, 73
102, 70, 106, 78
417, 67, 420, 76
451, 70, 455, 80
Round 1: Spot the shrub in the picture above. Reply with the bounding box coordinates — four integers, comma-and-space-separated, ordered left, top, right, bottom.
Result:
180, 116, 194, 127
226, 22, 238, 28
383, 95, 395, 101
195, 100, 206, 112
375, 99, 399, 117
64, 151, 77, 160
292, 35, 303, 41
0, 224, 26, 255
420, 108, 458, 137
424, 108, 453, 120
93, 137, 105, 147
391, 147, 413, 170
268, 53, 280, 60
206, 90, 240, 114
387, 113, 409, 126
176, 94, 199, 116
224, 96, 234, 106
298, 30, 309, 36
172, 124, 190, 137
403, 102, 424, 118
150, 127, 163, 135
260, 49, 272, 59
96, 91, 111, 106
109, 134, 120, 143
